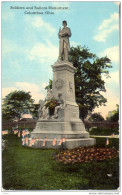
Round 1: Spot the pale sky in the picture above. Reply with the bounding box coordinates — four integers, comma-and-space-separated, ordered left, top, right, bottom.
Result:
2, 1, 120, 119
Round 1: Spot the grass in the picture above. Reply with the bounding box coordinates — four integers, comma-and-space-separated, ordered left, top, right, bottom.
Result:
2, 134, 119, 190
93, 137, 119, 150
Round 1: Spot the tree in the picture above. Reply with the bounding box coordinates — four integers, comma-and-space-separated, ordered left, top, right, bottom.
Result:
46, 45, 112, 120
2, 90, 35, 121
69, 45, 111, 119
106, 104, 119, 122
29, 104, 40, 119
88, 113, 104, 122
45, 79, 52, 90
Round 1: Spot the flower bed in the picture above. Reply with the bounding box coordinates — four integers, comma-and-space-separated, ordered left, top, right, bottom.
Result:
55, 147, 118, 164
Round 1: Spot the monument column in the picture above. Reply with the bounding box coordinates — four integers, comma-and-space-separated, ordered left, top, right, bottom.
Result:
52, 62, 76, 103
52, 61, 80, 122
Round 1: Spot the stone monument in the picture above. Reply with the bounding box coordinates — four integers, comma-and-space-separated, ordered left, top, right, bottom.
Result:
30, 21, 95, 149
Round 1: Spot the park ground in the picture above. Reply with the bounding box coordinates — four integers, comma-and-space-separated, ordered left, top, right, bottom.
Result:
2, 133, 119, 190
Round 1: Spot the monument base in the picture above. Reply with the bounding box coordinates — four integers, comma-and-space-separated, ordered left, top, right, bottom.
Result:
30, 120, 96, 149
30, 138, 95, 150
29, 60, 96, 149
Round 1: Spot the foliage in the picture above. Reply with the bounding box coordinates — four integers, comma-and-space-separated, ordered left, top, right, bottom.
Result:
2, 90, 35, 121
30, 104, 40, 119
88, 127, 119, 136
69, 46, 112, 119
45, 79, 52, 90
45, 98, 58, 115
88, 112, 104, 122
106, 104, 119, 122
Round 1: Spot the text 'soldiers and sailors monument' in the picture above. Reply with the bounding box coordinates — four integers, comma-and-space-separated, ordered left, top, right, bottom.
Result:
30, 21, 96, 149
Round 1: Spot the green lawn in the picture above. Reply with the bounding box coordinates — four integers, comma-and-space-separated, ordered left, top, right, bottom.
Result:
2, 134, 119, 190
93, 136, 119, 150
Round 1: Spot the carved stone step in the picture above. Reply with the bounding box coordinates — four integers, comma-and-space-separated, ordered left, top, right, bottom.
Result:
30, 138, 96, 149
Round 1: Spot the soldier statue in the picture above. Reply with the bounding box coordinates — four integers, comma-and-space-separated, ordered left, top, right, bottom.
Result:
58, 21, 72, 61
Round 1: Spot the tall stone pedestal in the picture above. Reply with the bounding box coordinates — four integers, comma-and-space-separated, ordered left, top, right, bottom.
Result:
30, 61, 95, 149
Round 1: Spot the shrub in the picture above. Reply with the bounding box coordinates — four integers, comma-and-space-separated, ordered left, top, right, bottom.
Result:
88, 127, 119, 135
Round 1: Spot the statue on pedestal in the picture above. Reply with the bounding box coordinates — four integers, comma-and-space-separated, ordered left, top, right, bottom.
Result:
38, 89, 53, 120
54, 92, 66, 118
58, 21, 72, 61
31, 21, 95, 149
38, 101, 49, 120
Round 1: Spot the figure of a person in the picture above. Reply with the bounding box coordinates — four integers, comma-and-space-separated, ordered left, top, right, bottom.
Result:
38, 89, 53, 119
38, 105, 49, 119
38, 97, 50, 119
45, 89, 53, 101
42, 105, 49, 119
58, 21, 72, 61
38, 100, 45, 118
38, 106, 43, 118
54, 92, 65, 118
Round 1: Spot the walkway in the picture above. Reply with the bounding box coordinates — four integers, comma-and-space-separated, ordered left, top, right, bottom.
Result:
90, 135, 119, 138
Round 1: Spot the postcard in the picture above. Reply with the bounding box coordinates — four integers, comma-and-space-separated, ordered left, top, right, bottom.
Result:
2, 1, 120, 193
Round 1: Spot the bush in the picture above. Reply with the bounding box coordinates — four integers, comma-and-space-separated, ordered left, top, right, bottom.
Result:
88, 127, 119, 136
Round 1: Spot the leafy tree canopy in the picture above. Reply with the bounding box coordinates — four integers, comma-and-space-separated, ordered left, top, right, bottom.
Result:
106, 104, 119, 122
46, 45, 112, 120
88, 112, 104, 122
45, 79, 52, 90
69, 45, 112, 119
29, 104, 40, 120
2, 90, 35, 121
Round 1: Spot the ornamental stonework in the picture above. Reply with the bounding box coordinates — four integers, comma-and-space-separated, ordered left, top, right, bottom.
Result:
69, 81, 73, 92
55, 79, 64, 89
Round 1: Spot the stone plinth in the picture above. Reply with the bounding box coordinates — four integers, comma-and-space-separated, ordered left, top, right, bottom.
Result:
52, 61, 76, 104
30, 138, 95, 150
30, 60, 95, 149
